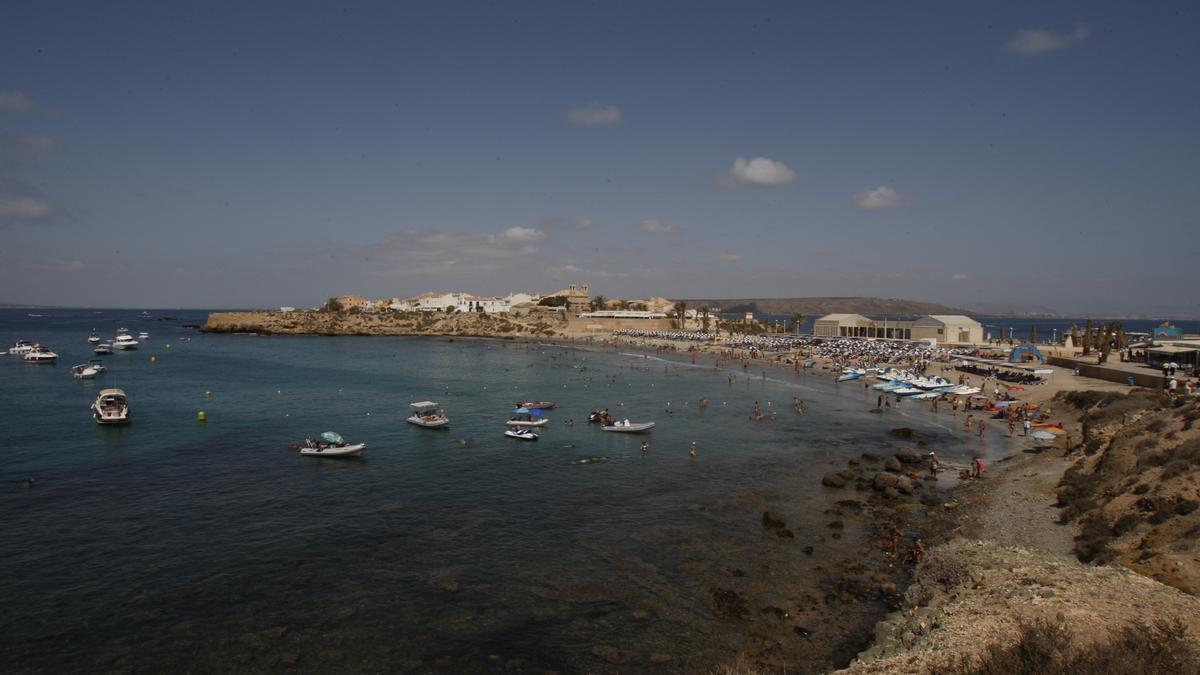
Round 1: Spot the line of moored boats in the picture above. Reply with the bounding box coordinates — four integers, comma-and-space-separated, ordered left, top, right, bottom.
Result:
295, 398, 657, 458
838, 367, 982, 399
8, 328, 147, 425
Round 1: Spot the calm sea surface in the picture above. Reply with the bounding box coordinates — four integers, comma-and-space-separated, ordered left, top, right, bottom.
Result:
1, 309, 1008, 672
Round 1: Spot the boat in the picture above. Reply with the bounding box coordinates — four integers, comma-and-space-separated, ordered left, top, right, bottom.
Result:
7, 340, 35, 355
587, 410, 611, 424
88, 330, 100, 344
601, 420, 656, 433
23, 346, 58, 363
892, 387, 924, 396
298, 431, 365, 457
515, 400, 556, 410
94, 343, 113, 355
92, 388, 130, 424
506, 413, 549, 428
87, 359, 106, 374
71, 363, 100, 379
836, 371, 862, 382
504, 427, 539, 441
138, 332, 150, 340
407, 401, 450, 428
113, 331, 139, 350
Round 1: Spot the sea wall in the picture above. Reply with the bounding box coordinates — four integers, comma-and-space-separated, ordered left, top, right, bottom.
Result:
1048, 356, 1164, 388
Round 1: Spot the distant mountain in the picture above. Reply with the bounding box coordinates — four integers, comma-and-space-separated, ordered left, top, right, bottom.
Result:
678, 297, 971, 317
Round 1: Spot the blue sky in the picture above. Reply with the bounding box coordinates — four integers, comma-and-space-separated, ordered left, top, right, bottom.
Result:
1, 1, 1198, 314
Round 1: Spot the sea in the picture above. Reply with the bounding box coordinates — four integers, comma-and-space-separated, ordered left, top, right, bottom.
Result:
0, 308, 1081, 672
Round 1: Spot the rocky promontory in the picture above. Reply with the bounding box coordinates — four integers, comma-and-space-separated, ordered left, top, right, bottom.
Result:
202, 309, 569, 338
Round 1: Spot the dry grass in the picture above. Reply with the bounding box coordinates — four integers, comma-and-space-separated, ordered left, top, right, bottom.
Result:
945, 616, 1200, 674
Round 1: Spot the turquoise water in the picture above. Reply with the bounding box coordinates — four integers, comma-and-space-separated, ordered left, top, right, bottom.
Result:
0, 309, 992, 672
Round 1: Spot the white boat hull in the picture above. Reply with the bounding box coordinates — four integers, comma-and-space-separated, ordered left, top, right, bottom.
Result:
504, 430, 538, 441
407, 415, 450, 428
92, 408, 129, 424
300, 443, 366, 457
601, 422, 656, 433
506, 419, 549, 427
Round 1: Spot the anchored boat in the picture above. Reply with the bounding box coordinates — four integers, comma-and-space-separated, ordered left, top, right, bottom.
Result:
407, 401, 450, 428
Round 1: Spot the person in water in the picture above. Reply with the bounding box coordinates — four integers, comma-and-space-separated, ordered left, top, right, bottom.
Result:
689, 441, 698, 458
640, 441, 650, 454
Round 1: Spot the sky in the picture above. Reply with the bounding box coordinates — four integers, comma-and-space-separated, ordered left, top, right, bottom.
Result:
1, 1, 1198, 315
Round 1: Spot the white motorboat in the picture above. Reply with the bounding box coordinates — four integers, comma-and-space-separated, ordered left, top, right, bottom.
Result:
138, 332, 150, 340
113, 332, 139, 350
506, 415, 549, 428
24, 346, 58, 362
71, 363, 99, 379
504, 428, 539, 441
836, 371, 862, 382
892, 387, 924, 396
94, 343, 113, 355
300, 442, 366, 457
8, 340, 35, 355
87, 359, 106, 374
601, 420, 656, 433
92, 388, 130, 424
407, 401, 450, 428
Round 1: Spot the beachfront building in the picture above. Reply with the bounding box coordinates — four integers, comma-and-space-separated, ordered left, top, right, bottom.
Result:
910, 315, 984, 344
1148, 341, 1200, 371
813, 314, 913, 339
812, 313, 982, 343
578, 310, 670, 319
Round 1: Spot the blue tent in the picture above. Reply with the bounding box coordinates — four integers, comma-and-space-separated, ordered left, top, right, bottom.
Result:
1009, 343, 1046, 363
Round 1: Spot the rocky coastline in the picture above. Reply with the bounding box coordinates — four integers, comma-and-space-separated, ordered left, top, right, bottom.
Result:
202, 308, 570, 338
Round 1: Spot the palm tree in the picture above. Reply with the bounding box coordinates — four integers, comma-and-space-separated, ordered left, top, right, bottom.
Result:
699, 306, 712, 332
1082, 319, 1094, 355
791, 312, 805, 335
1069, 321, 1079, 349
1030, 325, 1037, 344
672, 301, 688, 329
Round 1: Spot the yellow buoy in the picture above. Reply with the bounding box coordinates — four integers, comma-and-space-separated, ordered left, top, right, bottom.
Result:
197, 411, 207, 422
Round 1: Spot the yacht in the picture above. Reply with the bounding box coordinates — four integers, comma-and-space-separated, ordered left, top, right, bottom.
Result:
7, 340, 35, 356
23, 345, 58, 363
113, 331, 139, 350
92, 388, 130, 424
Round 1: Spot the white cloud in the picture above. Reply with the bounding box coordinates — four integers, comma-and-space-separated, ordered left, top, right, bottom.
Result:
0, 196, 53, 224
1005, 24, 1091, 56
575, 218, 593, 229
502, 226, 546, 243
559, 264, 584, 273
853, 185, 904, 210
566, 103, 621, 126
0, 90, 34, 112
953, 273, 969, 280
724, 156, 795, 187
719, 254, 742, 262
635, 219, 678, 234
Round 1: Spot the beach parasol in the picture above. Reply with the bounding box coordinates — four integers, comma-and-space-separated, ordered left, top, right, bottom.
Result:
321, 431, 344, 444
513, 407, 530, 413
1030, 430, 1056, 441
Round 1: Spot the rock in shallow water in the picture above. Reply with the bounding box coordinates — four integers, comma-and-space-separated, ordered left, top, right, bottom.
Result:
822, 472, 847, 488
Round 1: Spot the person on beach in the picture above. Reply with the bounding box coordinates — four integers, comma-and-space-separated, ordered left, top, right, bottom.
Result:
1023, 418, 1031, 436
977, 420, 986, 437
928, 451, 941, 474
1008, 418, 1016, 437
907, 539, 926, 565
888, 524, 902, 557
951, 398, 958, 415
877, 395, 883, 409
689, 441, 697, 458
966, 414, 974, 431
972, 457, 986, 478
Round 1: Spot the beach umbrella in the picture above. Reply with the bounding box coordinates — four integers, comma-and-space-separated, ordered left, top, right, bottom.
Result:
1030, 430, 1056, 441
321, 431, 344, 444
513, 407, 531, 414
528, 408, 545, 416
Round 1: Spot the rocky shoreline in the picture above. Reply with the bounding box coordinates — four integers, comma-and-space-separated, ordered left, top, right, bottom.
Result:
202, 309, 571, 338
